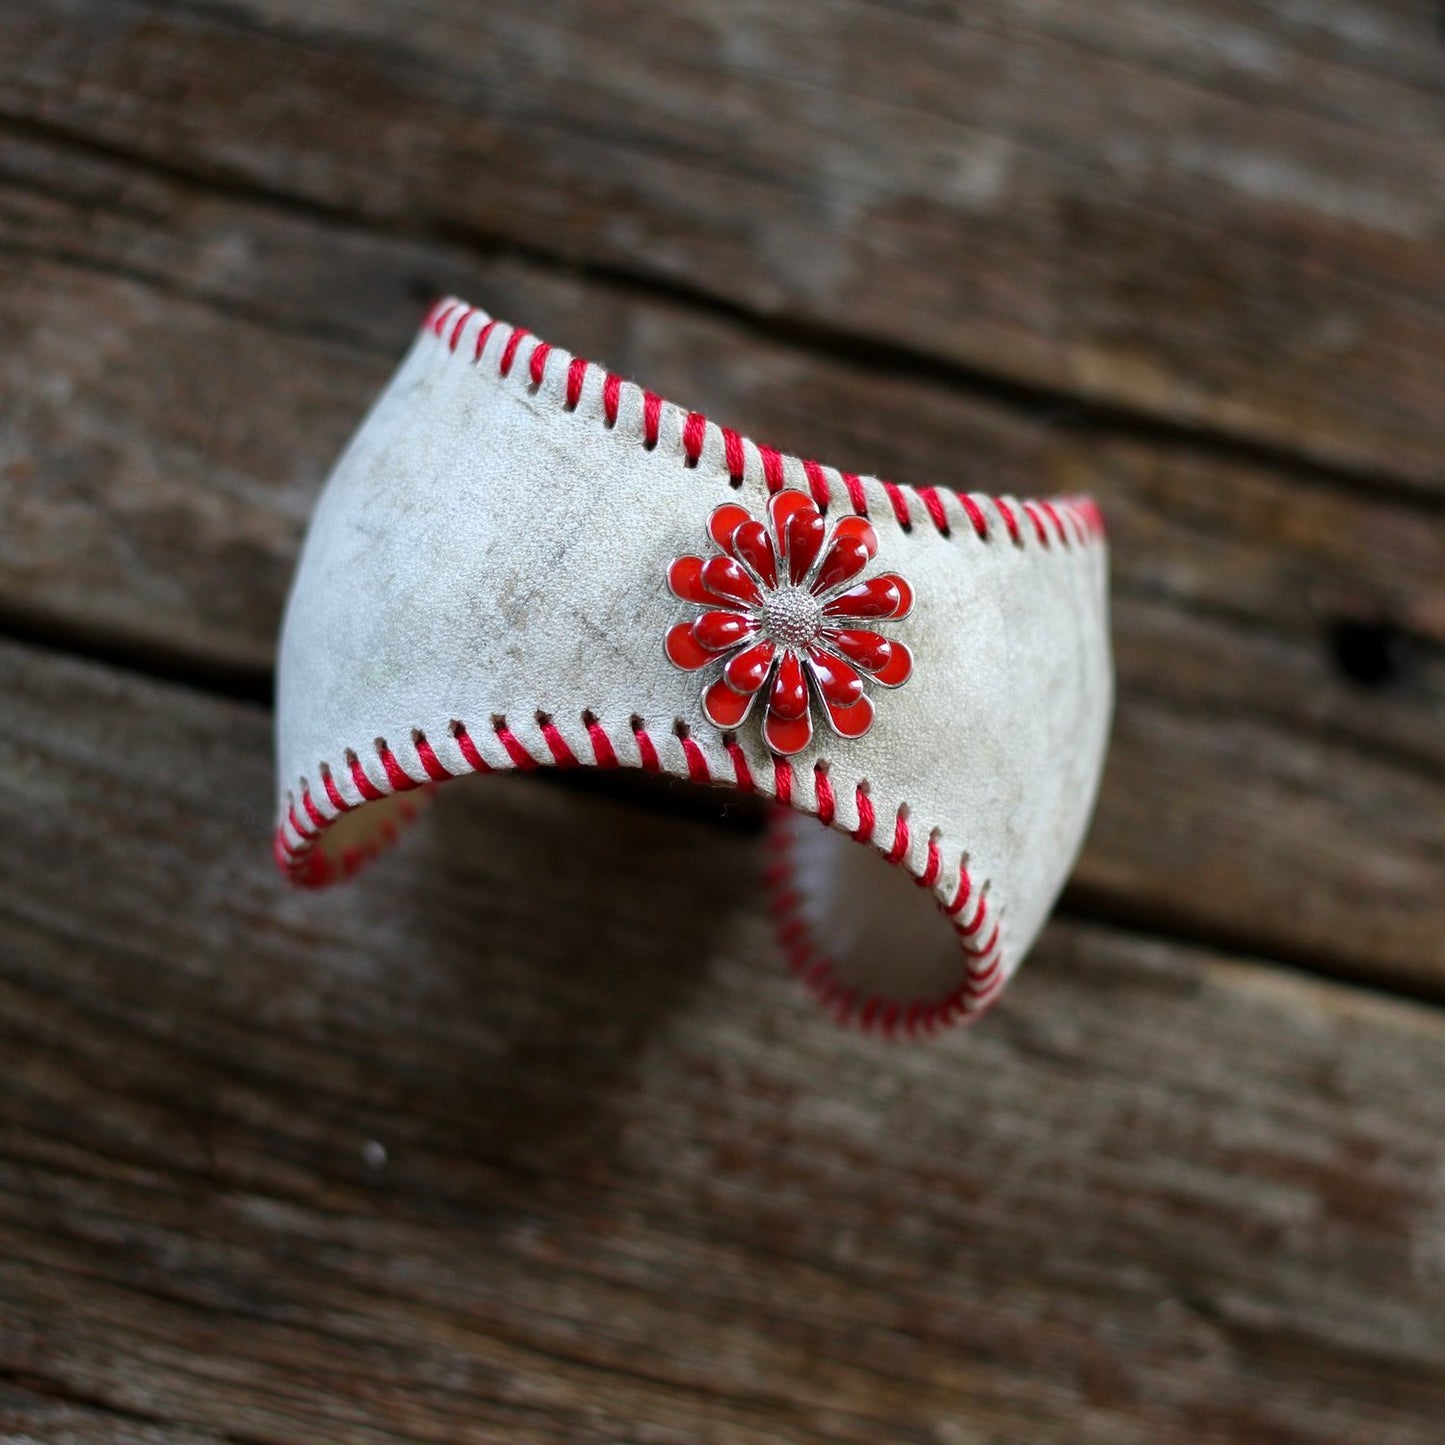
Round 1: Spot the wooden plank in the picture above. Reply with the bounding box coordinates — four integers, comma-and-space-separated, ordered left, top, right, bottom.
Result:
3, 0, 1443, 486
2, 636, 1445, 1442
0, 1382, 221, 1445
1, 131, 1442, 988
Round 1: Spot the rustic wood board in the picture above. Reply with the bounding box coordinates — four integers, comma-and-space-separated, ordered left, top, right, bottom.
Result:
3, 1, 1445, 1439
2, 126, 1442, 991
4, 0, 1444, 486
3, 637, 1445, 1444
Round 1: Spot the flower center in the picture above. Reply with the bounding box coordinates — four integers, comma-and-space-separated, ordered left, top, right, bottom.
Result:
762, 585, 824, 650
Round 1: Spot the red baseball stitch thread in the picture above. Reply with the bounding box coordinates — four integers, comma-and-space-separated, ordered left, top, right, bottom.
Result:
759, 446, 785, 493
421, 297, 1105, 551
582, 711, 619, 768
814, 764, 836, 827
276, 703, 1004, 1032
565, 357, 588, 411
760, 809, 1004, 1035
802, 459, 831, 510
726, 738, 755, 792
414, 733, 451, 782
538, 715, 580, 768
451, 722, 491, 774
643, 391, 663, 449
881, 481, 911, 529
677, 726, 712, 785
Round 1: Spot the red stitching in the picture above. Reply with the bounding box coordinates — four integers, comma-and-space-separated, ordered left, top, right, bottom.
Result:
722, 427, 745, 484
414, 733, 451, 782
885, 807, 909, 865
424, 299, 1104, 551
301, 785, 326, 830
634, 721, 662, 773
499, 327, 530, 377
643, 391, 663, 449
958, 493, 990, 540
678, 730, 711, 784
278, 702, 1010, 1035
539, 717, 579, 768
682, 410, 707, 465
1037, 500, 1065, 545
584, 713, 619, 768
956, 896, 989, 940
726, 739, 755, 791
916, 486, 949, 535
1021, 501, 1051, 548
881, 481, 910, 529
774, 758, 793, 807
426, 299, 456, 335
964, 922, 1000, 959
347, 750, 385, 802
759, 813, 1005, 1036
759, 445, 785, 492
566, 356, 588, 410
994, 498, 1023, 545
802, 459, 831, 509
378, 743, 418, 792
852, 784, 875, 843
920, 833, 941, 889
452, 722, 492, 774
944, 861, 973, 917
495, 721, 540, 771
321, 764, 348, 813
814, 764, 835, 827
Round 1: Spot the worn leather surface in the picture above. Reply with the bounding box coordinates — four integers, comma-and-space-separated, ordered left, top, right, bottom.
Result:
276, 302, 1112, 1007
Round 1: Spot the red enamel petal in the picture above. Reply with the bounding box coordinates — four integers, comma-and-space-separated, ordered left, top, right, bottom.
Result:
700, 555, 762, 607
814, 534, 870, 591
665, 621, 714, 671
769, 651, 809, 721
826, 628, 892, 672
730, 519, 778, 587
871, 638, 913, 688
668, 555, 729, 606
785, 508, 827, 583
831, 514, 878, 561
764, 707, 814, 756
692, 610, 754, 651
703, 677, 757, 729
806, 646, 865, 708
724, 639, 776, 694
767, 489, 818, 552
824, 692, 875, 740
707, 503, 752, 553
889, 574, 915, 618
824, 574, 907, 620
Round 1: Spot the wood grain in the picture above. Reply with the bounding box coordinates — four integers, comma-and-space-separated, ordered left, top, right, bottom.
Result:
3, 0, 1444, 487
2, 128, 1442, 990
3, 8, 1445, 1437
3, 636, 1445, 1444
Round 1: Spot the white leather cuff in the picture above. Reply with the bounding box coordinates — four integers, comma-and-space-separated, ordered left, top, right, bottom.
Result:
274, 299, 1113, 1035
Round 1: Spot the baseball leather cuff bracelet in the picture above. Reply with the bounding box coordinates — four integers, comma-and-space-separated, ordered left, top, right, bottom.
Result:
274, 298, 1114, 1034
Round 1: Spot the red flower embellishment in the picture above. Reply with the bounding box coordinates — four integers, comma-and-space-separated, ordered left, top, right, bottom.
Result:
665, 490, 915, 755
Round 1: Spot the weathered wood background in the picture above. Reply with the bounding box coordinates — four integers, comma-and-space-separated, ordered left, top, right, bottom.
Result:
1, 2, 1443, 1440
